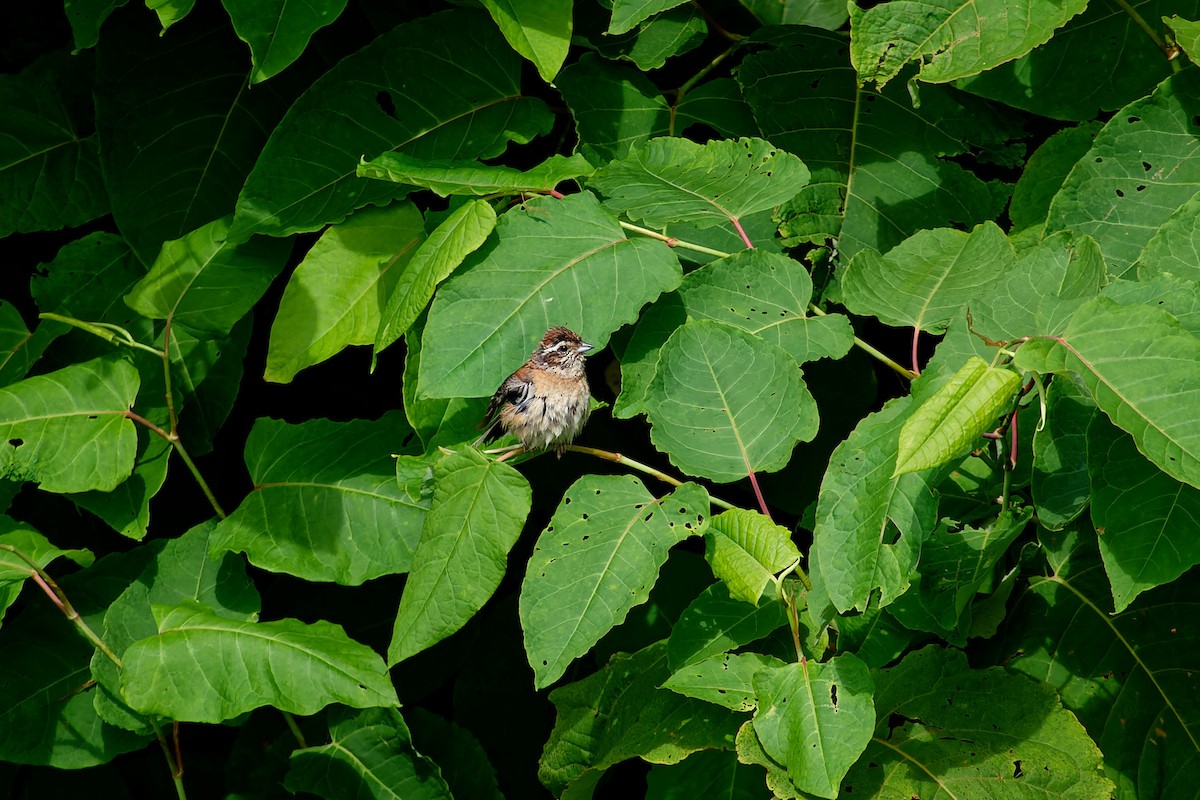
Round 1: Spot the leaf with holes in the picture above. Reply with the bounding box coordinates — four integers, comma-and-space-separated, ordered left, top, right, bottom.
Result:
705, 508, 799, 604
521, 475, 708, 689
589, 137, 809, 233
749, 654, 874, 799
646, 320, 818, 483
667, 582, 788, 670
1013, 296, 1200, 490
663, 652, 783, 712
0, 355, 139, 494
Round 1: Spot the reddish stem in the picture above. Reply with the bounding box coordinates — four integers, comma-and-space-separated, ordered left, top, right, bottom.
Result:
731, 216, 754, 250
549, 188, 565, 199
1009, 410, 1019, 470
746, 470, 772, 521
30, 571, 67, 613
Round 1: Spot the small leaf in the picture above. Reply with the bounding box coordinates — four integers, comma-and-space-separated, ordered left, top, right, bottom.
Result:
265, 202, 425, 383
121, 602, 398, 724
221, 0, 347, 84
521, 476, 708, 689
125, 216, 291, 338
751, 654, 875, 799
663, 652, 783, 712
705, 508, 799, 604
359, 152, 594, 198
1135, 189, 1200, 283
1032, 378, 1095, 530
480, 0, 572, 82
592, 6, 708, 72
374, 200, 496, 361
1013, 296, 1200, 490
419, 192, 681, 398
388, 448, 532, 664
1166, 15, 1200, 58
0, 520, 92, 624
895, 356, 1021, 475
285, 707, 453, 800
211, 413, 425, 585
647, 320, 818, 483
609, 0, 688, 34
590, 137, 809, 232
0, 356, 139, 493
667, 582, 787, 671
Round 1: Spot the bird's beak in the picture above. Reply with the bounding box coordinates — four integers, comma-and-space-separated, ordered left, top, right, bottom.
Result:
579, 341, 594, 354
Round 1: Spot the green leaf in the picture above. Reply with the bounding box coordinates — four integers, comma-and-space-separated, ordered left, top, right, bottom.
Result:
1167, 14, 1200, 57
834, 607, 916, 668
741, 30, 1009, 258
958, 0, 1182, 121
895, 356, 1020, 475
704, 508, 799, 604
480, 0, 572, 82
374, 200, 496, 361
64, 0, 128, 50
0, 50, 106, 237
521, 476, 708, 689
96, 11, 293, 262
811, 397, 940, 613
1005, 529, 1200, 797
663, 652, 784, 712
1032, 377, 1095, 530
0, 355, 139, 493
358, 152, 594, 198
121, 602, 398, 724
646, 320, 818, 483
592, 6, 707, 72
1045, 70, 1200, 277
667, 582, 788, 670
285, 707, 453, 800
673, 78, 759, 139
265, 202, 424, 383
125, 216, 291, 338
0, 520, 92, 624
556, 53, 671, 164
539, 641, 745, 796
750, 654, 875, 799
645, 750, 768, 800
849, 0, 1088, 89
1135, 189, 1200, 283
612, 293, 687, 420
590, 137, 809, 232
1009, 122, 1101, 234
211, 413, 426, 585
405, 709, 504, 800
388, 448, 532, 664
231, 9, 552, 240
738, 0, 848, 28
841, 221, 1015, 335
0, 302, 55, 388
147, 0, 195, 30
1089, 419, 1200, 612
1013, 296, 1200, 490
220, 0, 347, 84
609, 0, 688, 34
419, 192, 681, 398
401, 318, 488, 451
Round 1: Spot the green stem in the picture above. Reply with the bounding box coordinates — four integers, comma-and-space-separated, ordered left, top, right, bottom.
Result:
39, 313, 163, 357
808, 305, 918, 380
1108, 0, 1171, 53
162, 320, 179, 434
124, 412, 227, 519
282, 711, 308, 749
673, 46, 735, 105
618, 221, 733, 259
564, 445, 737, 511
150, 720, 188, 799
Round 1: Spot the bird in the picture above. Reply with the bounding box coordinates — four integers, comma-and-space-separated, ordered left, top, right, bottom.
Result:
477, 326, 593, 459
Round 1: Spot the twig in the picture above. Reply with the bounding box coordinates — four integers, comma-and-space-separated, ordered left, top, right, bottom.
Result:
564, 445, 737, 511
807, 305, 917, 380
618, 221, 733, 259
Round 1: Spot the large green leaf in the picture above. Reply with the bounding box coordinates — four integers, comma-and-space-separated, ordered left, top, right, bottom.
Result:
95, 10, 294, 263
589, 137, 809, 232
556, 53, 671, 164
521, 476, 708, 689
358, 152, 594, 198
667, 582, 788, 670
841, 221, 1014, 335
646, 320, 818, 483
0, 355, 139, 493
265, 202, 424, 383
221, 0, 347, 84
739, 29, 1009, 258
738, 0, 847, 28
539, 641, 745, 796
850, 0, 1088, 88
811, 397, 940, 613
121, 602, 398, 724
210, 413, 426, 585
419, 192, 681, 398
959, 0, 1192, 120
0, 50, 106, 237
1013, 296, 1200, 490
374, 200, 496, 361
231, 9, 551, 240
645, 750, 768, 800
401, 318, 489, 451
1045, 70, 1200, 277
388, 448, 531, 664
749, 654, 875, 799
1135, 188, 1200, 283
1006, 529, 1200, 798
1089, 418, 1200, 612
125, 215, 291, 338
285, 707, 452, 800
480, 0, 572, 82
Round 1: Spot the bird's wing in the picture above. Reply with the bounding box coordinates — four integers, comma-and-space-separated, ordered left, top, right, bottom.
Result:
477, 371, 533, 441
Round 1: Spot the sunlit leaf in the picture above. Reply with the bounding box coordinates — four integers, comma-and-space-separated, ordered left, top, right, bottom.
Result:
221, 0, 347, 84
704, 508, 799, 604
480, 0, 572, 82
359, 152, 593, 198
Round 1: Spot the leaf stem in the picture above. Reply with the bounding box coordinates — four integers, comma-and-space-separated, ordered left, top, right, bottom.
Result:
162, 319, 179, 434
149, 720, 188, 799
731, 216, 754, 249
282, 711, 308, 748
39, 313, 163, 357
564, 445, 737, 511
1108, 0, 1171, 55
910, 328, 921, 376
808, 305, 917, 380
122, 412, 227, 519
746, 469, 772, 520
618, 221, 733, 259
673, 46, 735, 100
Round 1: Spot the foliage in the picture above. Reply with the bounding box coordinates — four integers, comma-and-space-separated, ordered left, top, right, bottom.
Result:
3, 1, 1200, 798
